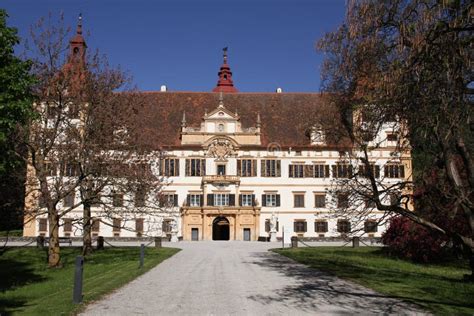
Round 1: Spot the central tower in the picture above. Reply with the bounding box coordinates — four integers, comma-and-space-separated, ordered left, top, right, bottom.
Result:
212, 47, 238, 93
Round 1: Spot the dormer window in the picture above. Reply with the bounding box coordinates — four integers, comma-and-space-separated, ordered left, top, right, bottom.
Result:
310, 125, 325, 145
73, 47, 79, 55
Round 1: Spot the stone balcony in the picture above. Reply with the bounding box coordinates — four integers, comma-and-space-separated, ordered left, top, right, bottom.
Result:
202, 175, 240, 185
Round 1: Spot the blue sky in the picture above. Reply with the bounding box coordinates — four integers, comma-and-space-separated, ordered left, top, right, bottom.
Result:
3, 0, 345, 92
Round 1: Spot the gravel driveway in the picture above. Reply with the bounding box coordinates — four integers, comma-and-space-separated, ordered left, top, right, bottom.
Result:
81, 241, 425, 315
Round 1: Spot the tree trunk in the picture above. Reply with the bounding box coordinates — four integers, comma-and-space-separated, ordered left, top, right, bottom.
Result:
82, 203, 92, 256
48, 210, 61, 268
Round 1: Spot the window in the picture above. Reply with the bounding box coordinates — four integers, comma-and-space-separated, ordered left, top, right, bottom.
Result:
265, 219, 279, 232
332, 164, 353, 178
262, 193, 280, 207
162, 219, 172, 233
185, 159, 206, 176
90, 194, 101, 207
386, 133, 398, 142
237, 159, 257, 177
160, 193, 178, 207
364, 220, 378, 233
63, 218, 72, 233
240, 194, 255, 207
39, 218, 48, 232
313, 164, 330, 178
261, 159, 281, 177
359, 164, 380, 178
214, 194, 229, 206
207, 193, 235, 206
135, 190, 146, 207
294, 194, 305, 208
187, 194, 202, 207
113, 218, 121, 234
64, 191, 75, 208
365, 197, 376, 209
384, 164, 405, 178
315, 221, 328, 233
92, 219, 100, 233
337, 219, 351, 233
389, 193, 400, 206
44, 162, 58, 176
62, 163, 80, 177
39, 195, 47, 208
112, 193, 124, 207
337, 193, 349, 208
314, 194, 326, 208
289, 164, 304, 178
217, 164, 226, 175
162, 158, 179, 176
294, 220, 307, 233
136, 218, 144, 237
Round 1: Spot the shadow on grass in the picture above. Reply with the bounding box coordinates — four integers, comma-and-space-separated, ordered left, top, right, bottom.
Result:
0, 257, 46, 315
246, 251, 472, 314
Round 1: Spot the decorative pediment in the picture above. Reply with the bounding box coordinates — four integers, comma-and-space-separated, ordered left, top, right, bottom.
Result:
204, 137, 238, 162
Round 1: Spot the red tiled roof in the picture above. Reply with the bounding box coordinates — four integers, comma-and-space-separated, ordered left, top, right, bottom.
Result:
127, 92, 350, 150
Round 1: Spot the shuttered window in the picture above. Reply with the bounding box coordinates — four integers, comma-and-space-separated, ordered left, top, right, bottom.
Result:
261, 159, 281, 177
63, 218, 72, 232
359, 164, 381, 178
92, 219, 100, 232
239, 194, 255, 207
384, 164, 405, 178
113, 193, 124, 207
332, 164, 353, 178
237, 159, 257, 177
39, 218, 48, 232
289, 164, 304, 178
314, 194, 326, 208
185, 159, 206, 176
262, 194, 280, 207
364, 220, 378, 233
313, 164, 330, 178
135, 190, 146, 207
186, 194, 203, 207
113, 218, 121, 232
294, 220, 307, 233
64, 191, 75, 208
315, 221, 328, 233
294, 194, 305, 208
161, 158, 180, 176
337, 219, 351, 233
160, 194, 178, 207
337, 193, 349, 208
136, 218, 144, 237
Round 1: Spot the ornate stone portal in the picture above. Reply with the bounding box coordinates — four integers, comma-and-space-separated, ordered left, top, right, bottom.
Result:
180, 95, 261, 241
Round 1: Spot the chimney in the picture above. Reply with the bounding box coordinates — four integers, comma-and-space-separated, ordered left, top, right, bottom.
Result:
160, 85, 167, 92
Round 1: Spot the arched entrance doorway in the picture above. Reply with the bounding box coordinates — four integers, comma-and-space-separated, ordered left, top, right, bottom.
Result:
212, 216, 230, 240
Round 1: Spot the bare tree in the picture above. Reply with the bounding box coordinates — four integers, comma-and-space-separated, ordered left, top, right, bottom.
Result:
317, 0, 473, 278
22, 13, 168, 266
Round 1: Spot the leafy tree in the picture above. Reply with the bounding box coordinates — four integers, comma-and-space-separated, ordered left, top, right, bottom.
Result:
0, 9, 35, 232
317, 0, 473, 279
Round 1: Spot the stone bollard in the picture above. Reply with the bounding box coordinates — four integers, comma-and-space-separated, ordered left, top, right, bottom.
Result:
97, 236, 104, 250
36, 235, 45, 248
154, 237, 162, 248
352, 236, 360, 248
291, 236, 298, 248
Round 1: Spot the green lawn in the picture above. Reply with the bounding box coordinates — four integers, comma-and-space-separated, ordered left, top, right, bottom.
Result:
0, 246, 180, 315
0, 230, 23, 237
274, 247, 474, 315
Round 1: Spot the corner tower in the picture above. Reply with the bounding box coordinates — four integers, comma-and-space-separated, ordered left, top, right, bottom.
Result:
212, 47, 238, 93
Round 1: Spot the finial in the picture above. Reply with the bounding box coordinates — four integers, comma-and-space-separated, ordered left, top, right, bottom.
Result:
257, 112, 261, 128
218, 92, 224, 107
223, 47, 228, 64
77, 13, 83, 35
181, 111, 186, 127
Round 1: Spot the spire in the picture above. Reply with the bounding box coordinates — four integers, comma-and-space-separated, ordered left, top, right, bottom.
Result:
77, 13, 83, 35
212, 47, 238, 93
181, 111, 187, 128
68, 13, 87, 63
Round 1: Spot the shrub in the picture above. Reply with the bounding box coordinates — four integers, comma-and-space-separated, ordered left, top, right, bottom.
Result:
382, 216, 447, 263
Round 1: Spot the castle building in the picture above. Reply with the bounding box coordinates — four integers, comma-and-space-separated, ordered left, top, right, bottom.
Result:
23, 18, 412, 241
